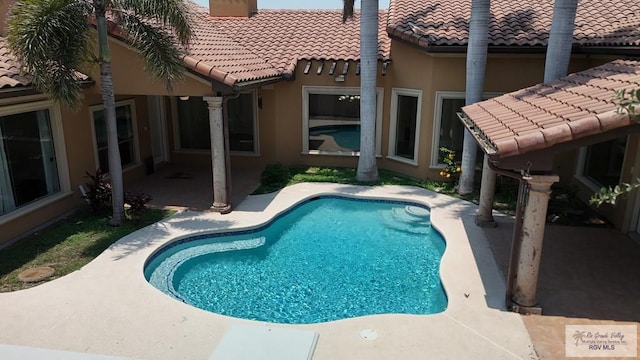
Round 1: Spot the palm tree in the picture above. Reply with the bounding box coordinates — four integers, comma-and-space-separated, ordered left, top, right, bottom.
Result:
344, 0, 379, 182
7, 0, 191, 226
544, 0, 578, 83
458, 0, 490, 195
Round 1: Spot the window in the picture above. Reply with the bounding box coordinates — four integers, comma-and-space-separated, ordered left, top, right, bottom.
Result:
0, 104, 63, 216
302, 86, 383, 155
389, 88, 422, 165
431, 92, 497, 167
176, 93, 258, 153
227, 93, 258, 153
177, 96, 209, 150
91, 100, 137, 173
578, 137, 628, 188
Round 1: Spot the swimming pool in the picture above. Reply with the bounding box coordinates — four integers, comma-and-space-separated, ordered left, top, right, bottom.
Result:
144, 196, 447, 324
309, 125, 360, 151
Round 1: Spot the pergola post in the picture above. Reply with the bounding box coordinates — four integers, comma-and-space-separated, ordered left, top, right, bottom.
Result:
512, 174, 558, 311
203, 96, 231, 214
476, 155, 497, 227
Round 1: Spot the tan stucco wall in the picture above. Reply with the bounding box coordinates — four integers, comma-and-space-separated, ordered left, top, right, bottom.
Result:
268, 60, 388, 169
84, 37, 214, 97
167, 44, 624, 187
248, 41, 600, 184
0, 94, 97, 245
0, 90, 156, 245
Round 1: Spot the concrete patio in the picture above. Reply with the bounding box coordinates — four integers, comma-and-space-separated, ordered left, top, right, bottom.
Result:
481, 216, 640, 359
126, 163, 262, 211
0, 184, 538, 360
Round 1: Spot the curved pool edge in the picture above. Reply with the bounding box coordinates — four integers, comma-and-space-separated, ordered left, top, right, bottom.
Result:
139, 183, 491, 322
144, 193, 447, 323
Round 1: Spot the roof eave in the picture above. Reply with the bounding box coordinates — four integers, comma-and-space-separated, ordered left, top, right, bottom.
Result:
457, 111, 499, 156
0, 79, 95, 100
387, 29, 640, 55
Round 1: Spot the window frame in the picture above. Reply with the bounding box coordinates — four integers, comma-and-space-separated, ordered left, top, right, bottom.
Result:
431, 91, 501, 168
172, 92, 260, 156
302, 86, 383, 156
227, 91, 260, 156
0, 99, 70, 223
388, 88, 423, 166
574, 137, 629, 192
89, 99, 140, 174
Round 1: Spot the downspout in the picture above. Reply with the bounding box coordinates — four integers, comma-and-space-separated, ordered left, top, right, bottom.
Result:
223, 92, 241, 209
486, 159, 529, 309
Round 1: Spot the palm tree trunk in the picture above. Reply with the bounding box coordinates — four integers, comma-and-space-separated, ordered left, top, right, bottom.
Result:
509, 0, 576, 309
544, 0, 578, 83
458, 0, 490, 195
356, 0, 379, 182
95, 4, 125, 226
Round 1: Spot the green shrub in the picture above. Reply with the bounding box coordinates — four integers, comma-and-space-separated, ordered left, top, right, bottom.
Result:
261, 163, 291, 186
124, 192, 152, 221
81, 169, 112, 213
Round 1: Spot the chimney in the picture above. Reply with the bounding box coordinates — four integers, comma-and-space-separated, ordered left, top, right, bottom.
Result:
209, 0, 257, 17
0, 0, 18, 36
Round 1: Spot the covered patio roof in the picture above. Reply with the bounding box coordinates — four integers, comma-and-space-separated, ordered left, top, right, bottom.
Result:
459, 59, 640, 167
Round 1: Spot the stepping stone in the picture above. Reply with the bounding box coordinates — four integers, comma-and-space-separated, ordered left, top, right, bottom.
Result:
17, 266, 55, 283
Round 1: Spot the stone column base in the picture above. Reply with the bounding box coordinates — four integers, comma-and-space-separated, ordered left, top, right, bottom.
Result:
211, 203, 232, 214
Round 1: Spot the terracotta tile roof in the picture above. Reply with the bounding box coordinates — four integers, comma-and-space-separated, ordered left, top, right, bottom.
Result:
183, 2, 391, 86
0, 37, 32, 89
183, 6, 281, 87
387, 0, 640, 48
460, 60, 640, 159
0, 36, 91, 93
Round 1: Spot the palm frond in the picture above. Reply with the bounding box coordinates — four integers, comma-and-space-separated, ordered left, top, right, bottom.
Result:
7, 0, 93, 108
343, 0, 356, 22
117, 13, 185, 90
111, 0, 192, 45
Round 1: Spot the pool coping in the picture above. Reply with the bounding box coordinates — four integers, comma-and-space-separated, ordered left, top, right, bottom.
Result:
0, 183, 538, 359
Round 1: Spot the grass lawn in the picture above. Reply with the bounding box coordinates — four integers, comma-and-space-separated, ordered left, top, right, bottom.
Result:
254, 165, 520, 215
0, 208, 174, 292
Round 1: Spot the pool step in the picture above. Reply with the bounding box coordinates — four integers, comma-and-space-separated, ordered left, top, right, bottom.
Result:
383, 206, 431, 235
148, 237, 266, 300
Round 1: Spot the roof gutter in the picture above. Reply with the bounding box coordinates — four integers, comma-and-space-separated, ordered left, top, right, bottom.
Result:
0, 79, 95, 100
231, 75, 288, 91
390, 34, 640, 56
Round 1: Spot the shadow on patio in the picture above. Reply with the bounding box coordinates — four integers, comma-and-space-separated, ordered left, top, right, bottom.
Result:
477, 216, 640, 359
126, 163, 262, 211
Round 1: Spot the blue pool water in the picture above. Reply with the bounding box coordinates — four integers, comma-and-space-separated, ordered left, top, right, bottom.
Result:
144, 196, 447, 324
309, 125, 361, 150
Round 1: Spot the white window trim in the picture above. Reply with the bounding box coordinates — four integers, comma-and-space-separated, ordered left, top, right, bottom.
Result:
302, 86, 383, 156
388, 88, 422, 166
574, 137, 629, 192
574, 146, 600, 192
431, 91, 501, 168
89, 99, 140, 173
0, 99, 71, 222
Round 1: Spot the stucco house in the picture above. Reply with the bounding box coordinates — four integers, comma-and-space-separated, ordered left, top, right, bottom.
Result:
2, 0, 640, 246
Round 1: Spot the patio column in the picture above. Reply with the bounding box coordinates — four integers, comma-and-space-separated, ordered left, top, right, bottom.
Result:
476, 155, 497, 227
512, 174, 558, 310
203, 96, 231, 214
